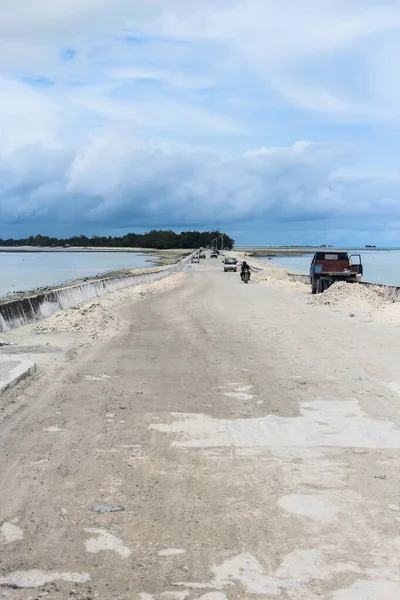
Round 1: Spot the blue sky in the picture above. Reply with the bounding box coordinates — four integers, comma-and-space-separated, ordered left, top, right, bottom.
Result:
1, 0, 400, 245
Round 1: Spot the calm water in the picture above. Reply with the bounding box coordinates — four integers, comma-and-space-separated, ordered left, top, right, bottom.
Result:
0, 249, 157, 298
260, 250, 400, 286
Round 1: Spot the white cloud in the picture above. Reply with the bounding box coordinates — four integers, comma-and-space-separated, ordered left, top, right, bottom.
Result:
1, 0, 400, 242
2, 0, 400, 121
0, 76, 64, 156
107, 67, 216, 91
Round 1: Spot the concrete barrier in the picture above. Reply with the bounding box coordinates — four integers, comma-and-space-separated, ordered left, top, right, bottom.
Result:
0, 358, 36, 396
288, 273, 310, 284
0, 251, 197, 333
360, 281, 400, 302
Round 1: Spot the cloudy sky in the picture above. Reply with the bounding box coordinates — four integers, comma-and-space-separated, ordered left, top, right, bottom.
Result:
1, 0, 400, 245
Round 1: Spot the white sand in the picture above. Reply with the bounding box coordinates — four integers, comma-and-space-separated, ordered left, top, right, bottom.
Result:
34, 301, 121, 339
34, 272, 185, 339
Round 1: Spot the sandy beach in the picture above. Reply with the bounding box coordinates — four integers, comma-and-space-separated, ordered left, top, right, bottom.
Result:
1, 255, 400, 599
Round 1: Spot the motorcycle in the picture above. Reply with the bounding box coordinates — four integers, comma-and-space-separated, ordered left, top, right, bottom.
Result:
241, 270, 250, 284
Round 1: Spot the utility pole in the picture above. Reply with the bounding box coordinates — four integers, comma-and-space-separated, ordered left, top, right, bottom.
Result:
210, 235, 224, 252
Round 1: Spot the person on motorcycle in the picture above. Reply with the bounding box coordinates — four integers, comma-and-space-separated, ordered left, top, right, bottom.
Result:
240, 261, 251, 281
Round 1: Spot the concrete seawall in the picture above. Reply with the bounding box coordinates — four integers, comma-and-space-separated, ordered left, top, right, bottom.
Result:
288, 273, 400, 302
288, 274, 310, 285
0, 253, 195, 333
361, 282, 400, 302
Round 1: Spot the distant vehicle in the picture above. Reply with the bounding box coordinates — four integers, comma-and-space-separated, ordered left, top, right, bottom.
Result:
223, 257, 238, 272
210, 252, 218, 259
199, 252, 206, 259
191, 256, 200, 263
310, 251, 363, 294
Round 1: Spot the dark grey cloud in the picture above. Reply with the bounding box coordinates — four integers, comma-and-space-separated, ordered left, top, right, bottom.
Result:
1, 131, 400, 245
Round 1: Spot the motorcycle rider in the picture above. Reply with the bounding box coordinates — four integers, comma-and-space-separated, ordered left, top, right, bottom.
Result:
240, 260, 251, 281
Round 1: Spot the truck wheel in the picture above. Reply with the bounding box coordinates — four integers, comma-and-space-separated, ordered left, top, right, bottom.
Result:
311, 278, 317, 294
316, 279, 324, 294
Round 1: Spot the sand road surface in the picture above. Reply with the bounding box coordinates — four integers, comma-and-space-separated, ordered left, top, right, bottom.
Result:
1, 259, 400, 599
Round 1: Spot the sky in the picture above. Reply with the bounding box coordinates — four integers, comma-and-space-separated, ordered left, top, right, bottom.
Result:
1, 0, 400, 246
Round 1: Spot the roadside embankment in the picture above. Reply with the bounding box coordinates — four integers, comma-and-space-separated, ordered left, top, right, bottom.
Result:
288, 271, 400, 304
307, 280, 400, 324
0, 253, 194, 333
34, 272, 186, 340
231, 250, 400, 324
0, 270, 187, 403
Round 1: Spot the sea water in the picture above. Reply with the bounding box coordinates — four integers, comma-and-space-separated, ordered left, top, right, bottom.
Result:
0, 249, 158, 298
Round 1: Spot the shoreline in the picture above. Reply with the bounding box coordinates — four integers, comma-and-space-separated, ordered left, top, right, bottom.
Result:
3, 244, 396, 299
0, 265, 167, 306
0, 246, 194, 253
0, 249, 190, 303
244, 247, 399, 257
0, 249, 196, 334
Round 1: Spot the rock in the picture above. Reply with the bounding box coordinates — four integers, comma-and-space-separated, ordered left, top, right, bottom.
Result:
60, 508, 69, 517
91, 504, 125, 514
349, 312, 355, 317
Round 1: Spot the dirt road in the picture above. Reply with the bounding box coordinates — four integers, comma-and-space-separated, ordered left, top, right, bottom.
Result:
2, 259, 400, 599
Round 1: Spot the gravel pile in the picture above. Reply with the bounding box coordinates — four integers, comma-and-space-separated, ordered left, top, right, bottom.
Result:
308, 281, 386, 310
35, 302, 121, 339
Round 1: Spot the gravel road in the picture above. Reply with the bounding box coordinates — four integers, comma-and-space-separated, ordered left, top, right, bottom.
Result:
1, 259, 400, 599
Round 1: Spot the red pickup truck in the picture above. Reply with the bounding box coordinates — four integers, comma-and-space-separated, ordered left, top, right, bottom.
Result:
310, 251, 363, 294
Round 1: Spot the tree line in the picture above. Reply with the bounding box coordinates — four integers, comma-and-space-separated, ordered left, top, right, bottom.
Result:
0, 230, 235, 251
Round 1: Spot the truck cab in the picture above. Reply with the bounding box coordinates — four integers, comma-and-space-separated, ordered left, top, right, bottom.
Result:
310, 251, 363, 294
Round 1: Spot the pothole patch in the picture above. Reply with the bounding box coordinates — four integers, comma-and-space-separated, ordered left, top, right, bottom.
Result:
0, 570, 89, 589
0, 520, 23, 543
158, 548, 186, 557
85, 527, 131, 557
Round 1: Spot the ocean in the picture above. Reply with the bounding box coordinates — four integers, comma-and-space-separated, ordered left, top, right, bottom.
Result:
260, 250, 400, 286
0, 249, 157, 298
